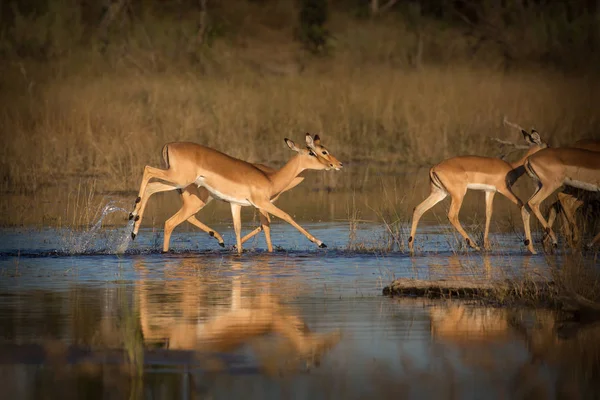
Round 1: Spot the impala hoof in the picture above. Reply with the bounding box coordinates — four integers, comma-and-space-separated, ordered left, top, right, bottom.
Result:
128, 213, 134, 220
131, 232, 136, 240
319, 243, 327, 248
219, 242, 225, 248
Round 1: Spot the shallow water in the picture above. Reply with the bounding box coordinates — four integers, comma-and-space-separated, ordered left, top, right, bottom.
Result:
1, 221, 599, 399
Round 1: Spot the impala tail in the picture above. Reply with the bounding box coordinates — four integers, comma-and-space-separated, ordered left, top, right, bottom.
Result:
162, 144, 183, 194
523, 159, 540, 183
429, 168, 448, 193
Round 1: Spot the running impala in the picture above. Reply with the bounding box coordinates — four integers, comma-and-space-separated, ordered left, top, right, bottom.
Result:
129, 134, 343, 254
408, 118, 547, 254
132, 163, 305, 252
521, 145, 600, 254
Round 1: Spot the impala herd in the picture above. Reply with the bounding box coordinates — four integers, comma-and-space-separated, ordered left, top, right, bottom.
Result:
130, 120, 600, 255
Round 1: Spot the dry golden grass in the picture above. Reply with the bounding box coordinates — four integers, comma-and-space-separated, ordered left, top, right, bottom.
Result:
2, 63, 598, 194
1, 3, 599, 229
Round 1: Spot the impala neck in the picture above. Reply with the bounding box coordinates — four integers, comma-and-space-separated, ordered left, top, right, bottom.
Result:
268, 155, 306, 197
509, 145, 546, 169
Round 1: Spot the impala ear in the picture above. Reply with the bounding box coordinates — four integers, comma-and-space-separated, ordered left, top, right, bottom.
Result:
522, 129, 542, 146
305, 133, 316, 149
285, 138, 301, 152
313, 134, 321, 146
529, 129, 543, 145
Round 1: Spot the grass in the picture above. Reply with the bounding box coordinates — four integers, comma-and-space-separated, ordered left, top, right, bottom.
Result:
0, 1, 598, 245
2, 64, 598, 195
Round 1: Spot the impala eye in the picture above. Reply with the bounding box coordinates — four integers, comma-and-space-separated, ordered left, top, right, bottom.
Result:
309, 151, 316, 157
322, 151, 328, 155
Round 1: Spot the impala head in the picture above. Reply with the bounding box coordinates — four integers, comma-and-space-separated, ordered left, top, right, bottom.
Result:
521, 128, 548, 157
284, 133, 343, 171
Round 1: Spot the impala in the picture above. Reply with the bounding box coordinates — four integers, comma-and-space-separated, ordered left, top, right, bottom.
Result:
133, 163, 305, 252
129, 133, 342, 254
544, 139, 600, 247
521, 146, 600, 254
408, 118, 546, 253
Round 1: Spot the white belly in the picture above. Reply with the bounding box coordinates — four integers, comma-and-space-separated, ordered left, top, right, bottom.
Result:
467, 183, 497, 192
565, 178, 600, 192
195, 177, 252, 206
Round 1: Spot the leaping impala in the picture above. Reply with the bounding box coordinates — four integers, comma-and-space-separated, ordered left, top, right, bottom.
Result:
129, 133, 342, 254
131, 163, 305, 252
408, 117, 547, 254
521, 145, 600, 254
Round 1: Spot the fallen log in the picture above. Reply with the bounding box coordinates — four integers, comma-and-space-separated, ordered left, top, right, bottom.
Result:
382, 278, 556, 301
383, 278, 600, 318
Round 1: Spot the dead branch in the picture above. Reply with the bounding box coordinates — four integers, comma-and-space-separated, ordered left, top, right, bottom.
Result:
490, 137, 530, 150
370, 0, 398, 15
502, 116, 528, 133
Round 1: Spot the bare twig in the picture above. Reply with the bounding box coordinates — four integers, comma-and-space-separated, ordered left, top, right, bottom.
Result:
490, 137, 530, 150
379, 0, 399, 13
502, 116, 527, 133
370, 0, 398, 15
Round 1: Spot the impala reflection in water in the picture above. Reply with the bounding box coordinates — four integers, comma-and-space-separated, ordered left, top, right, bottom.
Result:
135, 259, 342, 372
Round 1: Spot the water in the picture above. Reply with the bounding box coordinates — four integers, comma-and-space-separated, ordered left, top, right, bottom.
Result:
1, 209, 599, 399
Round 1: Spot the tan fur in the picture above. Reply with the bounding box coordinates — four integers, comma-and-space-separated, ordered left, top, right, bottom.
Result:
409, 129, 546, 253
143, 162, 305, 252
522, 145, 600, 253
544, 140, 600, 247
130, 134, 342, 254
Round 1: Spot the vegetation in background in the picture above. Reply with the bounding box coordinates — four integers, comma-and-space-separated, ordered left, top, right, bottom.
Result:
0, 0, 599, 230
297, 0, 330, 54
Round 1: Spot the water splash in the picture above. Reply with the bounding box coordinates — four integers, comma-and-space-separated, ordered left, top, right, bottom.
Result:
68, 202, 131, 254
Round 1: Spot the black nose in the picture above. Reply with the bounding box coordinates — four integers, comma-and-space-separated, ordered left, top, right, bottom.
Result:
329, 164, 333, 167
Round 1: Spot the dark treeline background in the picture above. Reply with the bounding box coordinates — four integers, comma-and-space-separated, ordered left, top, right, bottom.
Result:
1, 0, 599, 69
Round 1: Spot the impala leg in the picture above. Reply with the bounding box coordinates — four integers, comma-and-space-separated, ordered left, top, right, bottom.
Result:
131, 165, 177, 218
241, 227, 263, 245
546, 199, 559, 230
496, 186, 533, 253
240, 211, 271, 247
447, 190, 480, 251
544, 200, 560, 248
408, 187, 447, 254
558, 192, 583, 245
524, 182, 561, 252
132, 181, 179, 239
182, 187, 224, 247
259, 210, 273, 252
163, 191, 220, 252
483, 191, 496, 251
230, 203, 243, 255
186, 216, 225, 247
254, 201, 326, 248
